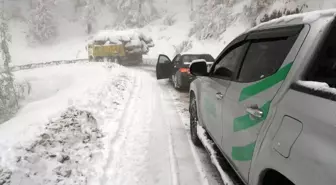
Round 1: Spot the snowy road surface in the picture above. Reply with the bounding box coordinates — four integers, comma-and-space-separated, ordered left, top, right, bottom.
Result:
0, 62, 225, 185
100, 66, 223, 185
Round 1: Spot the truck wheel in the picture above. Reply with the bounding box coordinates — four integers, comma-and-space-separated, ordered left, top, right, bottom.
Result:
190, 95, 202, 147
114, 57, 120, 64
138, 55, 143, 64
95, 57, 103, 62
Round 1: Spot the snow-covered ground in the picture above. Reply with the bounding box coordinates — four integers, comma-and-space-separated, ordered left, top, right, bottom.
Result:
0, 63, 233, 185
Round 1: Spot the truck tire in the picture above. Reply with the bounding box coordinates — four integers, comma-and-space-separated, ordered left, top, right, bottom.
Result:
137, 54, 143, 64
114, 57, 120, 64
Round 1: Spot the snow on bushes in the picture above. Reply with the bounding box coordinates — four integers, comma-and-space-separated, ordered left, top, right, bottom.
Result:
0, 167, 11, 185
8, 107, 104, 185
0, 72, 18, 123
90, 29, 155, 55
0, 71, 31, 123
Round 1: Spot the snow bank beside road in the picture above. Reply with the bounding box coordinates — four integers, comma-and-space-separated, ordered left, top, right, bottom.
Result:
0, 63, 108, 148
0, 63, 134, 185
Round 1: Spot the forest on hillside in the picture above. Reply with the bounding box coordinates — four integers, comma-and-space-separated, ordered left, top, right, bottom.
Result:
0, 0, 319, 121
2, 0, 311, 44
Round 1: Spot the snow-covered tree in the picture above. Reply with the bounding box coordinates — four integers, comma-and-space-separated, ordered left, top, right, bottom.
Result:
190, 0, 232, 40
113, 0, 158, 28
28, 0, 57, 44
243, 0, 275, 26
82, 0, 97, 34
0, 0, 18, 123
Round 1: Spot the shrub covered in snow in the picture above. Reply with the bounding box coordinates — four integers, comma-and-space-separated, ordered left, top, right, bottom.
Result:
8, 107, 104, 184
0, 72, 18, 123
0, 71, 30, 123
90, 30, 155, 55
0, 167, 11, 185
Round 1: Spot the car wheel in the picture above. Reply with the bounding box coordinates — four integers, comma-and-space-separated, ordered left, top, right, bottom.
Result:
190, 95, 202, 147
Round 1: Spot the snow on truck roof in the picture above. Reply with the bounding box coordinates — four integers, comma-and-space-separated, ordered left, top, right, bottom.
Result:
249, 9, 336, 32
88, 29, 153, 45
88, 29, 155, 55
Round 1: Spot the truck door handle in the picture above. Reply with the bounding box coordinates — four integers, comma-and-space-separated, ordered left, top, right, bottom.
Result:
216, 92, 224, 100
246, 107, 263, 118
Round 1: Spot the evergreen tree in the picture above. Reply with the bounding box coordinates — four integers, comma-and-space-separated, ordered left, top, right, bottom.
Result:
0, 0, 18, 123
29, 0, 57, 43
114, 0, 158, 28
190, 0, 231, 40
83, 0, 96, 34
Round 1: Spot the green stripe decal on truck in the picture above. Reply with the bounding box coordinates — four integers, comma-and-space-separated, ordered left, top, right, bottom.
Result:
232, 142, 256, 161
239, 62, 293, 102
233, 101, 271, 132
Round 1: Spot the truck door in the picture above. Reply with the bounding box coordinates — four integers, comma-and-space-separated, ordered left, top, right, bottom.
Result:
221, 26, 302, 182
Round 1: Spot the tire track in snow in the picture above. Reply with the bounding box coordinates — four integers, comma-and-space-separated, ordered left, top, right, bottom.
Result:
167, 109, 181, 185
100, 75, 141, 185
137, 65, 224, 185
101, 66, 220, 185
101, 70, 156, 185
156, 84, 207, 185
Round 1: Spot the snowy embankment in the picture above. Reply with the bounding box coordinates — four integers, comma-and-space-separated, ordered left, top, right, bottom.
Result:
0, 63, 134, 184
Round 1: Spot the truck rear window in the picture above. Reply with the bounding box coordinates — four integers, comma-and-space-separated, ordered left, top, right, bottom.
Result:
306, 23, 336, 88
294, 20, 336, 101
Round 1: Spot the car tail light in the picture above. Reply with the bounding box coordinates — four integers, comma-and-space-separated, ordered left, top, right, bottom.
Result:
179, 68, 190, 73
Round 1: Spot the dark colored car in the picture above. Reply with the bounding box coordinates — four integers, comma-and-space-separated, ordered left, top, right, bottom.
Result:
156, 53, 215, 89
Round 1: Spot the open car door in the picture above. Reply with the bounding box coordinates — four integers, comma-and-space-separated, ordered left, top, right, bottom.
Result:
156, 54, 173, 79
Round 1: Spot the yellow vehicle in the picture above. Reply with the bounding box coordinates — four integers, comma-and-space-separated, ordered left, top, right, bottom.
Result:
87, 41, 143, 64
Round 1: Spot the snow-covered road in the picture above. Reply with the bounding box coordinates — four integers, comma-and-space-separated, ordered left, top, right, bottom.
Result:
100, 66, 223, 185
0, 63, 225, 185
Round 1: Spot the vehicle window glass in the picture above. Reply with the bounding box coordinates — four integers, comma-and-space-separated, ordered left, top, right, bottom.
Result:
238, 36, 297, 82
306, 25, 336, 88
180, 55, 215, 64
212, 44, 247, 78
182, 55, 191, 63
173, 55, 180, 62
199, 55, 215, 62
159, 55, 170, 64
